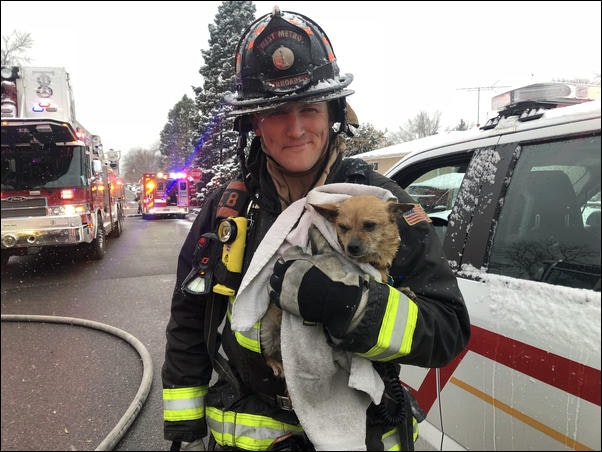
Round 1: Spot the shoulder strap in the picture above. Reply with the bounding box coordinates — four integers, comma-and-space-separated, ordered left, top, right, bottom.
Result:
216, 180, 249, 219
203, 293, 242, 396
201, 178, 252, 397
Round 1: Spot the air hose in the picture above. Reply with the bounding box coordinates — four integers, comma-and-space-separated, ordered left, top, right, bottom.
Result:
1, 314, 154, 451
371, 361, 427, 451
372, 361, 407, 425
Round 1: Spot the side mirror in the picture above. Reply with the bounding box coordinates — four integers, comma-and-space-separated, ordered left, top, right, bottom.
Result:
93, 159, 103, 174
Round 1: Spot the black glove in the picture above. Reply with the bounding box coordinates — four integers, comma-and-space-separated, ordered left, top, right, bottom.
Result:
268, 249, 365, 338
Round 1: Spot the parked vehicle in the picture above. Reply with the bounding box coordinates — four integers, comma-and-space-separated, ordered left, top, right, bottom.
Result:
138, 171, 190, 219
1, 66, 125, 269
379, 82, 600, 450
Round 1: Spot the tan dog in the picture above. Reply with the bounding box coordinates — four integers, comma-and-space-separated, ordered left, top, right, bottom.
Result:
312, 195, 413, 283
260, 196, 416, 378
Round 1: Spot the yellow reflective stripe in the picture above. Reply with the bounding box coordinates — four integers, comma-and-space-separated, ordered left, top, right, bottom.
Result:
163, 386, 207, 400
357, 287, 418, 361
234, 329, 262, 353
413, 417, 419, 441
402, 299, 418, 356
228, 296, 262, 353
382, 427, 401, 450
381, 420, 419, 451
206, 406, 303, 451
163, 386, 206, 422
164, 406, 205, 422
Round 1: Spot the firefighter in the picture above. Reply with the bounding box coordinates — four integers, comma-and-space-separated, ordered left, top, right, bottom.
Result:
162, 6, 470, 451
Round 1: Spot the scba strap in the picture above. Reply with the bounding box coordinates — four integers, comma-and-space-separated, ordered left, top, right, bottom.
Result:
216, 180, 249, 220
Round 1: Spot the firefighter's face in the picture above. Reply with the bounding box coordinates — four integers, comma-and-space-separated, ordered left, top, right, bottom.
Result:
253, 101, 331, 173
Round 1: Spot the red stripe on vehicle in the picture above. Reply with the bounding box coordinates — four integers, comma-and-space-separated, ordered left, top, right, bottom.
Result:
409, 325, 601, 412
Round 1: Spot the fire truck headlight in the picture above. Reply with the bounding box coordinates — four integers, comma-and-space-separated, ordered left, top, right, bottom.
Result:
2, 234, 18, 248
1, 66, 18, 80
48, 204, 88, 216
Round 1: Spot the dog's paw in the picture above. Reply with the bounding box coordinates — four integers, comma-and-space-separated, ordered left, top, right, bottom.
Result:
400, 286, 417, 300
266, 357, 285, 377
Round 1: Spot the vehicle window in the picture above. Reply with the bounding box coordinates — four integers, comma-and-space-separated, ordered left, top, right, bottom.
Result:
488, 134, 601, 290
1, 145, 84, 189
405, 164, 467, 244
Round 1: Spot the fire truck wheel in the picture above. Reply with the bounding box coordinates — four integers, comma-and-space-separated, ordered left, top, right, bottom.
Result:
112, 207, 123, 238
88, 215, 106, 260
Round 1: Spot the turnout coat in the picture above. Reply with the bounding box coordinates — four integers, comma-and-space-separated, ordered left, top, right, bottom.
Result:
162, 143, 470, 451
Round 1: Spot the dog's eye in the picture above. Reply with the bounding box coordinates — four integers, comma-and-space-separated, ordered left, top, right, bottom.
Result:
363, 221, 376, 232
338, 224, 350, 233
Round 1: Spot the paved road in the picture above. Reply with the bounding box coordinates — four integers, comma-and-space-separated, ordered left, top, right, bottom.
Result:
1, 205, 194, 451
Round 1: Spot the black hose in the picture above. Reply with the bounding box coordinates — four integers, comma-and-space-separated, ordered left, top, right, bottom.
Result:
372, 361, 407, 425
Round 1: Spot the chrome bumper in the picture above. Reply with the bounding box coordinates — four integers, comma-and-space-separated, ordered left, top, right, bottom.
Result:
1, 215, 92, 249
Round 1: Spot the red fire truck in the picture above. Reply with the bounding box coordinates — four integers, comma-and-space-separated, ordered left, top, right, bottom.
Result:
139, 171, 190, 219
1, 66, 125, 269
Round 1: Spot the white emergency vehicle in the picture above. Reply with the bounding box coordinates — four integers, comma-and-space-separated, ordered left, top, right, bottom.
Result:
379, 82, 600, 451
139, 171, 190, 219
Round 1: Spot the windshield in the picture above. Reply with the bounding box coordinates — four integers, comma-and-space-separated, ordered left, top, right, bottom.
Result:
1, 144, 88, 190
407, 171, 465, 213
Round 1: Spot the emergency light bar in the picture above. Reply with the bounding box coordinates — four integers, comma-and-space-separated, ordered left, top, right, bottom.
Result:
492, 82, 601, 112
153, 171, 188, 180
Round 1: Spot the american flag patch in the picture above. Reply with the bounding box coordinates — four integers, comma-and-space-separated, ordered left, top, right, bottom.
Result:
403, 204, 432, 226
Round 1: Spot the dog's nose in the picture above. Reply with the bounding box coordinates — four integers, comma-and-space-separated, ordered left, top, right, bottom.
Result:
346, 243, 362, 256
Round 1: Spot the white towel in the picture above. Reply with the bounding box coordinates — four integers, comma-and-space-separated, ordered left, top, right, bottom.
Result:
232, 183, 398, 450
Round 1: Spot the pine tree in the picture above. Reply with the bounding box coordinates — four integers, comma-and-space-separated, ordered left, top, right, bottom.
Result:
192, 1, 256, 172
159, 95, 198, 171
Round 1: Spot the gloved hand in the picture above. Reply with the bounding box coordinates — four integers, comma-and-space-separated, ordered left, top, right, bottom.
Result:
268, 246, 366, 338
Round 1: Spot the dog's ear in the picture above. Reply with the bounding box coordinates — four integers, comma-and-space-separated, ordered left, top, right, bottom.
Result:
388, 202, 415, 220
310, 203, 340, 223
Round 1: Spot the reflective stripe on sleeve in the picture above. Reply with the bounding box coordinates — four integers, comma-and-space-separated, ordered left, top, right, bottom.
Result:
357, 287, 418, 361
228, 296, 262, 353
206, 406, 304, 451
163, 386, 207, 421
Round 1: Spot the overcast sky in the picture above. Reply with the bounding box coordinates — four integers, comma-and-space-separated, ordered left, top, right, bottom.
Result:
2, 1, 600, 156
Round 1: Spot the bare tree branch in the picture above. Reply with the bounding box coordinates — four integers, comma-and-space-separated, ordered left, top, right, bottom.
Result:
1, 30, 33, 66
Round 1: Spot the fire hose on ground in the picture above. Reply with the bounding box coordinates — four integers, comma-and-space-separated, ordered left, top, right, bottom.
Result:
1, 314, 153, 451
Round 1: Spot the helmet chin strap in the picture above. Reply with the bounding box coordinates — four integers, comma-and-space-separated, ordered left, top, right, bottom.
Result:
236, 131, 249, 184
